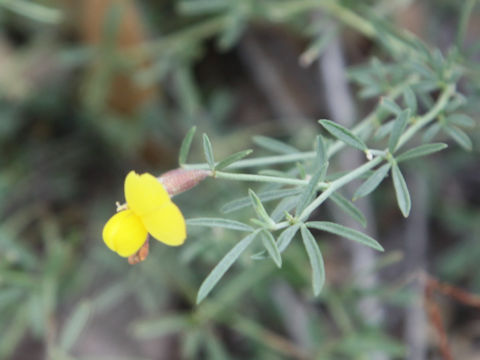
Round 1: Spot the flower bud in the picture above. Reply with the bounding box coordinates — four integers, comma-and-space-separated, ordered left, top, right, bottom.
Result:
158, 168, 211, 197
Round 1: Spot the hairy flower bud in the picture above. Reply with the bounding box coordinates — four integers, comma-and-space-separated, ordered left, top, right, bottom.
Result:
158, 168, 211, 197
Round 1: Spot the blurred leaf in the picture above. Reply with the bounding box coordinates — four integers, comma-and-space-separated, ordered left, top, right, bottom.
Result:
300, 225, 325, 296
392, 163, 411, 217
353, 163, 391, 200
205, 331, 232, 360
422, 122, 442, 142
396, 143, 447, 162
319, 120, 367, 151
187, 218, 253, 232
277, 224, 301, 253
446, 114, 475, 128
215, 149, 253, 171
248, 189, 274, 226
389, 109, 410, 152
179, 126, 197, 165
380, 97, 401, 115
60, 301, 92, 352
132, 314, 190, 339
306, 221, 383, 251
329, 193, 367, 227
402, 87, 417, 114
222, 188, 301, 213
443, 125, 473, 151
271, 195, 299, 222
253, 136, 299, 154
261, 231, 282, 268
203, 133, 216, 170
197, 230, 260, 303
295, 161, 325, 216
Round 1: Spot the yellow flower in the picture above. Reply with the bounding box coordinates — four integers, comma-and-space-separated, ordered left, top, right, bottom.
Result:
102, 171, 186, 257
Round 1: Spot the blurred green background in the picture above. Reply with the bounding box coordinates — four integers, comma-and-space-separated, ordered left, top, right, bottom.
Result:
0, 1, 479, 359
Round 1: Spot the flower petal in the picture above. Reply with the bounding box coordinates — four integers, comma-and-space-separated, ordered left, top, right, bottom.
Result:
102, 210, 148, 257
141, 202, 186, 246
125, 171, 170, 217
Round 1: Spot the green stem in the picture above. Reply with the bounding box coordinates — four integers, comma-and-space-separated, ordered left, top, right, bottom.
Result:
394, 84, 455, 151
214, 171, 314, 186
299, 156, 383, 222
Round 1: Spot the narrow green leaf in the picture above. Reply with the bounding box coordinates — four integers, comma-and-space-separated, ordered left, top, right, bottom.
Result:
315, 135, 327, 167
374, 120, 395, 141
389, 109, 410, 152
319, 119, 367, 151
391, 163, 411, 217
306, 221, 384, 251
215, 149, 253, 171
196, 230, 260, 303
422, 122, 441, 142
403, 87, 417, 114
202, 133, 215, 170
179, 126, 197, 165
353, 163, 391, 200
253, 136, 299, 154
271, 195, 299, 222
261, 231, 282, 268
444, 125, 473, 151
59, 301, 91, 351
222, 188, 301, 214
329, 193, 367, 228
446, 114, 475, 128
295, 163, 325, 216
248, 189, 274, 226
300, 225, 325, 296
380, 97, 401, 115
277, 224, 300, 252
396, 143, 447, 162
187, 218, 253, 232
132, 314, 189, 339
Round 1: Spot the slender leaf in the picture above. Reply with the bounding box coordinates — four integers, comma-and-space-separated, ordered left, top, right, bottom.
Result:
132, 314, 190, 339
202, 133, 215, 170
392, 163, 411, 217
396, 143, 447, 162
306, 221, 383, 251
215, 149, 253, 171
353, 163, 391, 200
271, 195, 299, 222
187, 218, 253, 232
261, 231, 282, 268
277, 224, 300, 252
402, 87, 417, 114
59, 301, 92, 352
374, 120, 395, 141
197, 230, 260, 303
444, 125, 473, 151
222, 188, 301, 214
389, 109, 410, 152
329, 193, 367, 227
446, 114, 475, 128
253, 136, 299, 154
300, 225, 325, 295
380, 97, 401, 115
422, 122, 441, 142
248, 189, 274, 226
179, 126, 197, 165
295, 163, 325, 216
319, 119, 367, 151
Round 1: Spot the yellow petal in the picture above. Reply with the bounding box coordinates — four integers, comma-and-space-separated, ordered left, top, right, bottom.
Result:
102, 210, 148, 257
125, 171, 171, 217
141, 202, 186, 246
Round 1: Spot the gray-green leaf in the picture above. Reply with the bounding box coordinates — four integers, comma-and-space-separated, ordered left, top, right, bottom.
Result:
179, 126, 197, 165
277, 224, 301, 252
187, 218, 253, 232
202, 133, 215, 170
215, 149, 253, 171
306, 221, 383, 251
391, 163, 411, 217
253, 136, 299, 154
353, 163, 391, 200
197, 230, 260, 303
319, 119, 367, 151
300, 225, 325, 296
389, 109, 410, 152
330, 193, 367, 227
261, 231, 282, 268
443, 125, 473, 151
396, 143, 447, 162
